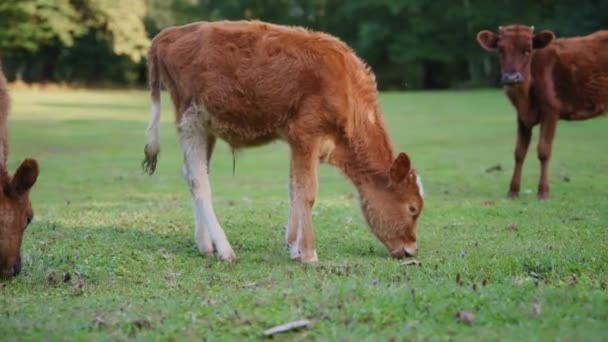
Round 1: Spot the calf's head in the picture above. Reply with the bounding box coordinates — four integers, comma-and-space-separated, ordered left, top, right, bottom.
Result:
0, 159, 38, 278
477, 25, 555, 85
360, 153, 424, 258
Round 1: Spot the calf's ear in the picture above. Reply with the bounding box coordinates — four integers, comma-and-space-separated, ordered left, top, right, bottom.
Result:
533, 30, 555, 49
11, 158, 39, 197
390, 153, 411, 183
477, 30, 498, 51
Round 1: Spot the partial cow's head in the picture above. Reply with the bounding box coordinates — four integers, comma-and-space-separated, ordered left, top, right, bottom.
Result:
0, 159, 38, 279
360, 153, 424, 258
477, 24, 555, 85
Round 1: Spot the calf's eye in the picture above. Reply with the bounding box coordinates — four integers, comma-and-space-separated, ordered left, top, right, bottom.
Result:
409, 205, 418, 215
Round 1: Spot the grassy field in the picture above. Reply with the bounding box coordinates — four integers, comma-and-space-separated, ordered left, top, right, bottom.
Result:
1, 88, 607, 341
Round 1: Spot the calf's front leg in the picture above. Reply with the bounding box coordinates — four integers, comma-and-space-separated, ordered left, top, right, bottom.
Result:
286, 163, 300, 260
508, 119, 533, 198
178, 107, 236, 262
286, 145, 319, 263
537, 117, 557, 200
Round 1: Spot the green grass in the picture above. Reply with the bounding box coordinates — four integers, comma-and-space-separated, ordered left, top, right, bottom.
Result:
1, 88, 607, 341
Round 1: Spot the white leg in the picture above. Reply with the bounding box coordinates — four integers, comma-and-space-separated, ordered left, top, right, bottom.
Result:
183, 165, 213, 256
179, 106, 236, 262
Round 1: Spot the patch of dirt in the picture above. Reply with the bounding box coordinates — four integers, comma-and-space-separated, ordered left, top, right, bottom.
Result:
485, 164, 503, 173
455, 311, 475, 325
132, 319, 153, 330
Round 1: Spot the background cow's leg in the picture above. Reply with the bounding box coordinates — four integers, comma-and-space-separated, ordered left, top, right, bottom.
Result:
288, 144, 319, 263
537, 117, 557, 200
179, 106, 236, 262
509, 119, 533, 198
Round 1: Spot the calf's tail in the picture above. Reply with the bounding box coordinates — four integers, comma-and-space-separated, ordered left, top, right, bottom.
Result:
142, 42, 161, 175
0, 65, 9, 169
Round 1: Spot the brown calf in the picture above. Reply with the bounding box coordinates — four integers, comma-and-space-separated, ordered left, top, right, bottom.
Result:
142, 20, 424, 263
477, 25, 608, 199
0, 60, 39, 278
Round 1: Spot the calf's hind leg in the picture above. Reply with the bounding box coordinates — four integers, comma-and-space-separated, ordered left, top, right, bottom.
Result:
178, 106, 236, 262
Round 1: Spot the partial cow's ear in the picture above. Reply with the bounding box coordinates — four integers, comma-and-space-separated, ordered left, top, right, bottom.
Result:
533, 30, 555, 49
11, 158, 39, 197
390, 153, 411, 183
477, 30, 498, 51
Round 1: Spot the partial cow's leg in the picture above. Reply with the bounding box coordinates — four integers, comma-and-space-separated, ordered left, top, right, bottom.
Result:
508, 119, 533, 198
537, 117, 558, 200
178, 105, 236, 261
205, 135, 216, 174
287, 143, 319, 263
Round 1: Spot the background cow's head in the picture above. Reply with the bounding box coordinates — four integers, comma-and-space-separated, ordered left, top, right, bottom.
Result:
360, 153, 424, 258
477, 24, 555, 85
0, 159, 38, 279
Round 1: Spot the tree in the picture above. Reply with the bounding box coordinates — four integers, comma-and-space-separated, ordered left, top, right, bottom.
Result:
75, 0, 150, 63
0, 0, 150, 84
0, 0, 83, 53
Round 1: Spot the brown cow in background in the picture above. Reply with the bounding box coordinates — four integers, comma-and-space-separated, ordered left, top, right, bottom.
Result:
0, 59, 39, 278
477, 25, 608, 199
142, 20, 424, 263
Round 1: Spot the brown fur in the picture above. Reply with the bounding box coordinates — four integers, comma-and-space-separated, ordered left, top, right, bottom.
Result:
477, 24, 608, 199
143, 20, 424, 260
0, 61, 39, 278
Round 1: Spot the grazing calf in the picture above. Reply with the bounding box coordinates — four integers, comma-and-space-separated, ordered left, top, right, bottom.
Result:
0, 60, 39, 278
142, 20, 424, 263
477, 25, 608, 199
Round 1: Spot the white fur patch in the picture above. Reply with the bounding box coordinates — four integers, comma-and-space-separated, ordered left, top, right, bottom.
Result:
367, 110, 376, 124
318, 138, 335, 163
416, 175, 424, 198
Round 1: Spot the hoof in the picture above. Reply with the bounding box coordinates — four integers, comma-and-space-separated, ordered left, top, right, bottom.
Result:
537, 192, 550, 201
299, 250, 319, 264
215, 244, 237, 263
218, 252, 237, 263
507, 191, 519, 199
288, 244, 301, 260
201, 250, 215, 258
196, 240, 215, 257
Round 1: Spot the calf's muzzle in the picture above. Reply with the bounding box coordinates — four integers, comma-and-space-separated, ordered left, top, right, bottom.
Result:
501, 72, 524, 85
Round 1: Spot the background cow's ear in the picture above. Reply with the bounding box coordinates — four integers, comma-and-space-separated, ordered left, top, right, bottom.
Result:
390, 153, 411, 183
11, 158, 39, 197
533, 30, 555, 49
477, 30, 498, 51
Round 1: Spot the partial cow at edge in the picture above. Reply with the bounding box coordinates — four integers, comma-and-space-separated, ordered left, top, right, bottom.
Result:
0, 60, 39, 279
477, 24, 608, 199
142, 20, 424, 263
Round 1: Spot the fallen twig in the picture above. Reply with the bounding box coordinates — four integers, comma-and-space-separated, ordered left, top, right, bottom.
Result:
401, 259, 421, 266
263, 319, 311, 337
